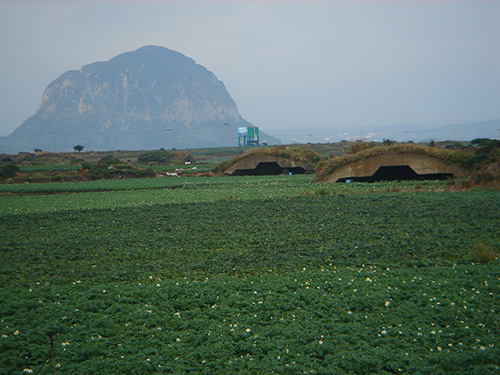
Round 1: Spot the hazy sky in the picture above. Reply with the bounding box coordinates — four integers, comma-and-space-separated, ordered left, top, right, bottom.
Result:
1, 0, 499, 139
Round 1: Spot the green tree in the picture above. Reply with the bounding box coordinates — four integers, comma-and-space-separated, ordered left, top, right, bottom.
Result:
74, 145, 84, 153
0, 164, 20, 178
471, 138, 500, 164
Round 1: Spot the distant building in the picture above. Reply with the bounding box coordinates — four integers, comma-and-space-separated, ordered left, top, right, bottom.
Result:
238, 127, 259, 146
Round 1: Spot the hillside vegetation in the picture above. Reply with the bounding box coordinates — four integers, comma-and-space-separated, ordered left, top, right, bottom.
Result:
1, 139, 500, 189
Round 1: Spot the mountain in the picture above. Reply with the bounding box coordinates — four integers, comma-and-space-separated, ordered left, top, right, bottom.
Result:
1, 46, 280, 153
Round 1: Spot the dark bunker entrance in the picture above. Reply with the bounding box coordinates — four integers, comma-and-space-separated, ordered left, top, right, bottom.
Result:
336, 165, 453, 183
231, 162, 306, 176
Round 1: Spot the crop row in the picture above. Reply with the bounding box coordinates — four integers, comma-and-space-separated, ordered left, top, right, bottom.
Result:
0, 175, 308, 196
1, 265, 498, 374
0, 176, 449, 215
2, 192, 499, 284
1, 180, 499, 374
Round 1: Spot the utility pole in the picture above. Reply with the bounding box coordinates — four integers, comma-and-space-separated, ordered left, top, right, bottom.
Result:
225, 123, 229, 147
50, 131, 57, 152
166, 129, 172, 150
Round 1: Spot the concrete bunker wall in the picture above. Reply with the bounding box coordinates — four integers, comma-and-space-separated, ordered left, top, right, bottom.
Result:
320, 153, 465, 183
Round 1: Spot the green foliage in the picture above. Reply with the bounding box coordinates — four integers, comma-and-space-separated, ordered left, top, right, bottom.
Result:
1, 177, 499, 374
0, 177, 453, 214
18, 165, 80, 172
80, 157, 155, 180
471, 138, 500, 163
2, 189, 499, 280
1, 265, 499, 373
140, 163, 215, 174
461, 139, 500, 188
0, 164, 20, 178
137, 149, 193, 165
20, 154, 36, 162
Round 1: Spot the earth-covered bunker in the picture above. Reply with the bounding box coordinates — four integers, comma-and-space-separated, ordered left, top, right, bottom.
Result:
216, 147, 321, 176
314, 149, 466, 183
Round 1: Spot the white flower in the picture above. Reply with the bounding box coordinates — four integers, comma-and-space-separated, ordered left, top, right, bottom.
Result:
23, 369, 33, 373
245, 328, 251, 333
13, 330, 20, 336
385, 301, 390, 307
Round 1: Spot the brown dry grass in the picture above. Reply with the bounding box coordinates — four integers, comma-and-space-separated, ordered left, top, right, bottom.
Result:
471, 242, 498, 264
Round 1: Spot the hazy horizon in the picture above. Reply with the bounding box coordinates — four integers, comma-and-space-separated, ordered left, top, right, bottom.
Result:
1, 0, 499, 140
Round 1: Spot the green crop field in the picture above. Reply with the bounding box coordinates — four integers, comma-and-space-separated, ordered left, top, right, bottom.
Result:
1, 176, 499, 374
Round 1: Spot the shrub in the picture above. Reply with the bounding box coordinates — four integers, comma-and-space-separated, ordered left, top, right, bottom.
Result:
138, 150, 194, 165
80, 157, 155, 180
0, 164, 20, 178
315, 187, 330, 196
346, 141, 370, 154
471, 242, 498, 264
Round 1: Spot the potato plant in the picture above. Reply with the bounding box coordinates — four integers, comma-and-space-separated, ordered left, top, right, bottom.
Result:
0, 178, 499, 374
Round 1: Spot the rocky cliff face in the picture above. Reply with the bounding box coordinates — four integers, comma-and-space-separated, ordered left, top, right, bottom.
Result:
3, 46, 278, 152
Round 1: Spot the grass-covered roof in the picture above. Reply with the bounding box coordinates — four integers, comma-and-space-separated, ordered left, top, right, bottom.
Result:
313, 143, 472, 182
213, 146, 322, 174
